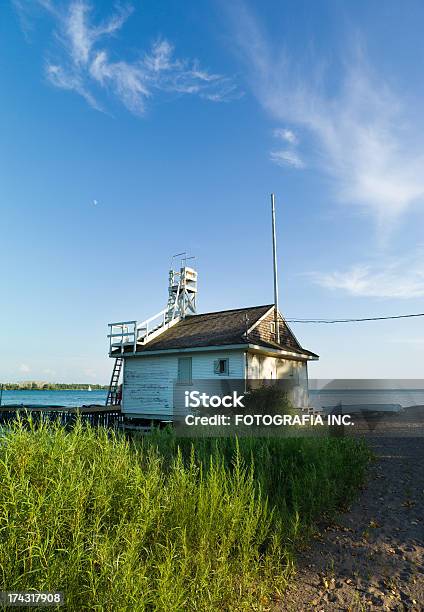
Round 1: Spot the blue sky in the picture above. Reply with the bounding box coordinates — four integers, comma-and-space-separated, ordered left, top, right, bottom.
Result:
2, 0, 424, 382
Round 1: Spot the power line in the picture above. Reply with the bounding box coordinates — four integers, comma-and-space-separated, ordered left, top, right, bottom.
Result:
285, 313, 424, 324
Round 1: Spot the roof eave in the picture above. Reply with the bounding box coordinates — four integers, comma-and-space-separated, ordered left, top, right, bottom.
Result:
112, 343, 249, 357
247, 343, 319, 360
111, 341, 318, 360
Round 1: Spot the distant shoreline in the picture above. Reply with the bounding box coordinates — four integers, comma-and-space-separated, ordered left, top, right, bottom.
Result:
1, 386, 108, 391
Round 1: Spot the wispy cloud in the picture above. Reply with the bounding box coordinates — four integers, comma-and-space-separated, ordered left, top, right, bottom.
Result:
19, 363, 31, 373
46, 63, 101, 109
229, 3, 424, 232
313, 252, 424, 298
270, 126, 303, 168
269, 149, 304, 169
65, 1, 131, 66
16, 1, 238, 114
273, 128, 298, 145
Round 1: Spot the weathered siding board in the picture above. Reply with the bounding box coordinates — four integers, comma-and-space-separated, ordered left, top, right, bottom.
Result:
123, 355, 177, 417
249, 308, 301, 350
122, 349, 245, 417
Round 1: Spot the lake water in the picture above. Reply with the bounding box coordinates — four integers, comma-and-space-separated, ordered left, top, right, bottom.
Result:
0, 389, 107, 408
2, 387, 424, 411
309, 388, 424, 410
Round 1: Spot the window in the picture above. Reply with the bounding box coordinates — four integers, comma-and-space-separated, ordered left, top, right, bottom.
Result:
177, 357, 192, 384
270, 322, 276, 336
214, 358, 229, 376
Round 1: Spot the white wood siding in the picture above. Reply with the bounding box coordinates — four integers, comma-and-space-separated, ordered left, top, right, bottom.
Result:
246, 353, 309, 408
192, 351, 244, 379
122, 355, 177, 418
122, 349, 309, 417
122, 349, 245, 417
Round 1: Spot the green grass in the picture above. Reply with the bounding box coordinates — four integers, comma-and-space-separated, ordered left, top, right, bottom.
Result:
0, 420, 371, 611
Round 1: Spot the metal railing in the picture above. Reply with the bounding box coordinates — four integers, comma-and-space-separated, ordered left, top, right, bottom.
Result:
108, 320, 138, 354
108, 309, 180, 354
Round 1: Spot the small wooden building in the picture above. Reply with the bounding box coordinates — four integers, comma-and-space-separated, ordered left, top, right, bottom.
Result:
107, 266, 318, 420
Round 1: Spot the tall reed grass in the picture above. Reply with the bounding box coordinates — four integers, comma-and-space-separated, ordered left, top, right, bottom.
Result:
0, 420, 370, 610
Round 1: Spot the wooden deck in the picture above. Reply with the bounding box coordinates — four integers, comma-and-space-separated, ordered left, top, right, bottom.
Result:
0, 404, 123, 428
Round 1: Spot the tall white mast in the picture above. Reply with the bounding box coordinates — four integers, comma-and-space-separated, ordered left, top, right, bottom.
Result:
271, 193, 280, 344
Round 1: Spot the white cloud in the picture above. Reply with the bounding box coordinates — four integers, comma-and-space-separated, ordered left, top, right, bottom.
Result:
230, 4, 424, 231
89, 50, 150, 114
144, 40, 174, 73
17, 1, 238, 114
270, 127, 303, 167
12, 0, 57, 35
274, 127, 298, 144
313, 252, 424, 298
66, 1, 92, 65
19, 363, 31, 373
65, 1, 132, 66
46, 63, 101, 109
270, 149, 304, 169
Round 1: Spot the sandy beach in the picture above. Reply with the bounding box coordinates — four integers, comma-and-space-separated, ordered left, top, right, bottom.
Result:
283, 410, 424, 610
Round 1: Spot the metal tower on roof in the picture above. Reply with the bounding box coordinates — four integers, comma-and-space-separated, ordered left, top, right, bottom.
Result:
107, 254, 198, 368
166, 253, 198, 322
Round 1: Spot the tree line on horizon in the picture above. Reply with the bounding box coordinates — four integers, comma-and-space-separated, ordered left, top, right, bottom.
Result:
0, 383, 108, 391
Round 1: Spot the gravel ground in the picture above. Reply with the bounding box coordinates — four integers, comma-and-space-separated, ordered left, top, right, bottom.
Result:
282, 432, 424, 611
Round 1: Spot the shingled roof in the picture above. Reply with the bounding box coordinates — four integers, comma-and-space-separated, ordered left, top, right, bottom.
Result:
116, 304, 318, 358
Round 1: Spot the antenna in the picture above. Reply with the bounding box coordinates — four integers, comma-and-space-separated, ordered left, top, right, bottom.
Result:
271, 193, 280, 344
170, 252, 196, 268
170, 252, 186, 269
